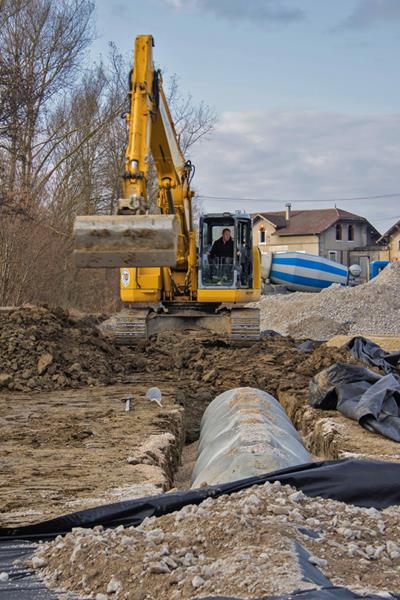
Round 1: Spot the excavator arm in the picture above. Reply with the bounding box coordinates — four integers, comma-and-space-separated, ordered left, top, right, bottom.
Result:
73, 35, 195, 274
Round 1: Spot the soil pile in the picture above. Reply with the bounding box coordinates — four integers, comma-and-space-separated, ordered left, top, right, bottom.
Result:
141, 331, 356, 441
0, 305, 360, 444
0, 306, 137, 392
31, 480, 400, 599
0, 306, 354, 401
257, 262, 400, 340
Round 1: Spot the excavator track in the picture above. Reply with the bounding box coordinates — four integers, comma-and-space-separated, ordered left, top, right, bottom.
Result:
230, 307, 261, 345
103, 306, 260, 346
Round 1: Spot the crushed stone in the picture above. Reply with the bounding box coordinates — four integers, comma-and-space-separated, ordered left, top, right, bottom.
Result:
256, 262, 400, 340
30, 481, 400, 599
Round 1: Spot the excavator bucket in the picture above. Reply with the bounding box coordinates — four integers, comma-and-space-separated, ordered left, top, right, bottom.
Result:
73, 214, 180, 268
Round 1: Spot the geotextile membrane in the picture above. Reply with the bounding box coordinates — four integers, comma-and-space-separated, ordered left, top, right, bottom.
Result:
1, 459, 400, 599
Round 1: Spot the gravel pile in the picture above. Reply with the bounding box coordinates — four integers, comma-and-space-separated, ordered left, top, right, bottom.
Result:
257, 262, 400, 340
29, 481, 400, 600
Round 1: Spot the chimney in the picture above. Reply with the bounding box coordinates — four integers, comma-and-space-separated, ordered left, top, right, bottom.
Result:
285, 203, 291, 222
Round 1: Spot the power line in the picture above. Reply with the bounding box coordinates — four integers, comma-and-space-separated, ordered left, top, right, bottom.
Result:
196, 192, 400, 204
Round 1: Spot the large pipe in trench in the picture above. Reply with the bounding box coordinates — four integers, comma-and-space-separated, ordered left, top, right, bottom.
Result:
191, 387, 311, 488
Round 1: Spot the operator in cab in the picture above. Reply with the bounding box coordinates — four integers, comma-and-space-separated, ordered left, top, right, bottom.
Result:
209, 228, 234, 263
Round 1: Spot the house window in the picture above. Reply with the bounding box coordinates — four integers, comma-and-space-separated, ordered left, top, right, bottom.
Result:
329, 251, 337, 262
348, 225, 354, 241
259, 228, 266, 244
336, 224, 342, 241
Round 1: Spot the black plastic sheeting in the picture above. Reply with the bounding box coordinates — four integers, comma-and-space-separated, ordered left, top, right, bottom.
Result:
0, 540, 68, 600
310, 363, 400, 442
1, 459, 400, 600
2, 459, 400, 542
346, 336, 400, 375
297, 340, 317, 352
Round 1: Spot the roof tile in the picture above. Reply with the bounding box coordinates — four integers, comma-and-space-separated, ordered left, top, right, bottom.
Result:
253, 208, 366, 236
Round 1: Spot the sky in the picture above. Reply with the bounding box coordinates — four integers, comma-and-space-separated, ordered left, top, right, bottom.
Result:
92, 0, 400, 233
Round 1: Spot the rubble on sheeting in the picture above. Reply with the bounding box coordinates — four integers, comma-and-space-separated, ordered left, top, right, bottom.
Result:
30, 481, 400, 599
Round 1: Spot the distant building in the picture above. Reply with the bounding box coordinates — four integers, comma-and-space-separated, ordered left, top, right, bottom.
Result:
378, 220, 400, 261
252, 205, 382, 278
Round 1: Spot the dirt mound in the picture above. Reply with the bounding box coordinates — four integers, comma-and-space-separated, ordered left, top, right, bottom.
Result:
0, 306, 358, 441
0, 305, 136, 392
257, 262, 400, 340
142, 331, 357, 441
31, 480, 400, 599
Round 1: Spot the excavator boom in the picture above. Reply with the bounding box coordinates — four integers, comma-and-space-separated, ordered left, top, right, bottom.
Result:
73, 35, 189, 269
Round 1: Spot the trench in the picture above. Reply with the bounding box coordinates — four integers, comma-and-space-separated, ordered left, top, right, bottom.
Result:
172, 377, 400, 493
170, 385, 310, 492
2, 331, 400, 528
4, 306, 366, 518
173, 440, 199, 490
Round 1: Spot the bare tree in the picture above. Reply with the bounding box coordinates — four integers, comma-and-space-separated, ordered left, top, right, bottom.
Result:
167, 73, 217, 154
0, 13, 217, 308
44, 44, 128, 226
0, 0, 95, 305
0, 0, 94, 206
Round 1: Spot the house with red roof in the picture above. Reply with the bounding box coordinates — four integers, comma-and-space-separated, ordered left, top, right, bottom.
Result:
252, 204, 383, 277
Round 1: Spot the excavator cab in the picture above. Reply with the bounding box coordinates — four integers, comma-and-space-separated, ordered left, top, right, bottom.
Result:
199, 212, 254, 290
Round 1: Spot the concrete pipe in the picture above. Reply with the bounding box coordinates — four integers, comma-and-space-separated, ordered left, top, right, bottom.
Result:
191, 387, 311, 488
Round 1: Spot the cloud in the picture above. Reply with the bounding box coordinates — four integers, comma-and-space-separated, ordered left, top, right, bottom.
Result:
337, 0, 400, 30
189, 109, 400, 232
164, 0, 305, 24
164, 0, 185, 8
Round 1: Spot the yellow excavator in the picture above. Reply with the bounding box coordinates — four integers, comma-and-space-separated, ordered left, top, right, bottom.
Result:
73, 35, 261, 343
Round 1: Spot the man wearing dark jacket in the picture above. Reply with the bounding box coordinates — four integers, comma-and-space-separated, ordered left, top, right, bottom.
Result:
209, 228, 234, 262
208, 228, 234, 283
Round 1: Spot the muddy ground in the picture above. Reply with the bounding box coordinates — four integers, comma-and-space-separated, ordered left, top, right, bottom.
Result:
1, 306, 400, 529
0, 381, 184, 526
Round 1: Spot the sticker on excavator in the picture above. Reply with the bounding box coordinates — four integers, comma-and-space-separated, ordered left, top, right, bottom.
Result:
121, 269, 130, 287
73, 214, 180, 268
